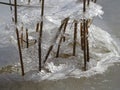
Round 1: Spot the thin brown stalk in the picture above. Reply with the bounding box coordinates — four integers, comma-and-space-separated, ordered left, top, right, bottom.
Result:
14, 0, 17, 24
56, 18, 69, 57
21, 27, 23, 48
43, 19, 67, 64
36, 23, 40, 32
80, 22, 84, 50
26, 28, 29, 48
38, 0, 45, 71
73, 20, 77, 56
56, 37, 63, 58
83, 0, 86, 12
62, 17, 69, 42
83, 19, 87, 71
86, 20, 89, 62
16, 28, 25, 76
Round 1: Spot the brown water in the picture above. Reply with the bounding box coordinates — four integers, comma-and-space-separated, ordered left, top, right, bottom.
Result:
0, 64, 120, 90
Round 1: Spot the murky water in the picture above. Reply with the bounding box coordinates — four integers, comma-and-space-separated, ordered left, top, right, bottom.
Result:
0, 64, 120, 90
0, 0, 120, 90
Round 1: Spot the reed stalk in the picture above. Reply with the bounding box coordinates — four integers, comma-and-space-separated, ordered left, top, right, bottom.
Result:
56, 37, 62, 58
83, 19, 87, 71
56, 18, 69, 57
21, 27, 23, 48
83, 0, 86, 12
38, 0, 45, 71
86, 20, 89, 62
14, 0, 17, 24
16, 28, 25, 76
43, 19, 66, 64
63, 17, 69, 42
36, 23, 40, 32
80, 22, 84, 50
73, 20, 77, 56
26, 28, 29, 48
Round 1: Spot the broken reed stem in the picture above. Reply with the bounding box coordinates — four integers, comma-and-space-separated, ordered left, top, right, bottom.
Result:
56, 37, 62, 58
83, 0, 86, 12
26, 28, 29, 48
14, 0, 17, 24
21, 27, 23, 48
63, 17, 69, 42
16, 28, 25, 76
43, 19, 66, 64
38, 0, 45, 71
73, 20, 77, 56
56, 18, 69, 58
83, 19, 87, 71
36, 23, 40, 32
44, 45, 53, 63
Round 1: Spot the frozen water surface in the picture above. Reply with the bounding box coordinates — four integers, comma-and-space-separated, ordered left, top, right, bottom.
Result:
0, 0, 120, 90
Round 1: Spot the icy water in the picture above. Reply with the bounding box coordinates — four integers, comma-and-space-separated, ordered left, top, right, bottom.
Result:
0, 0, 120, 90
